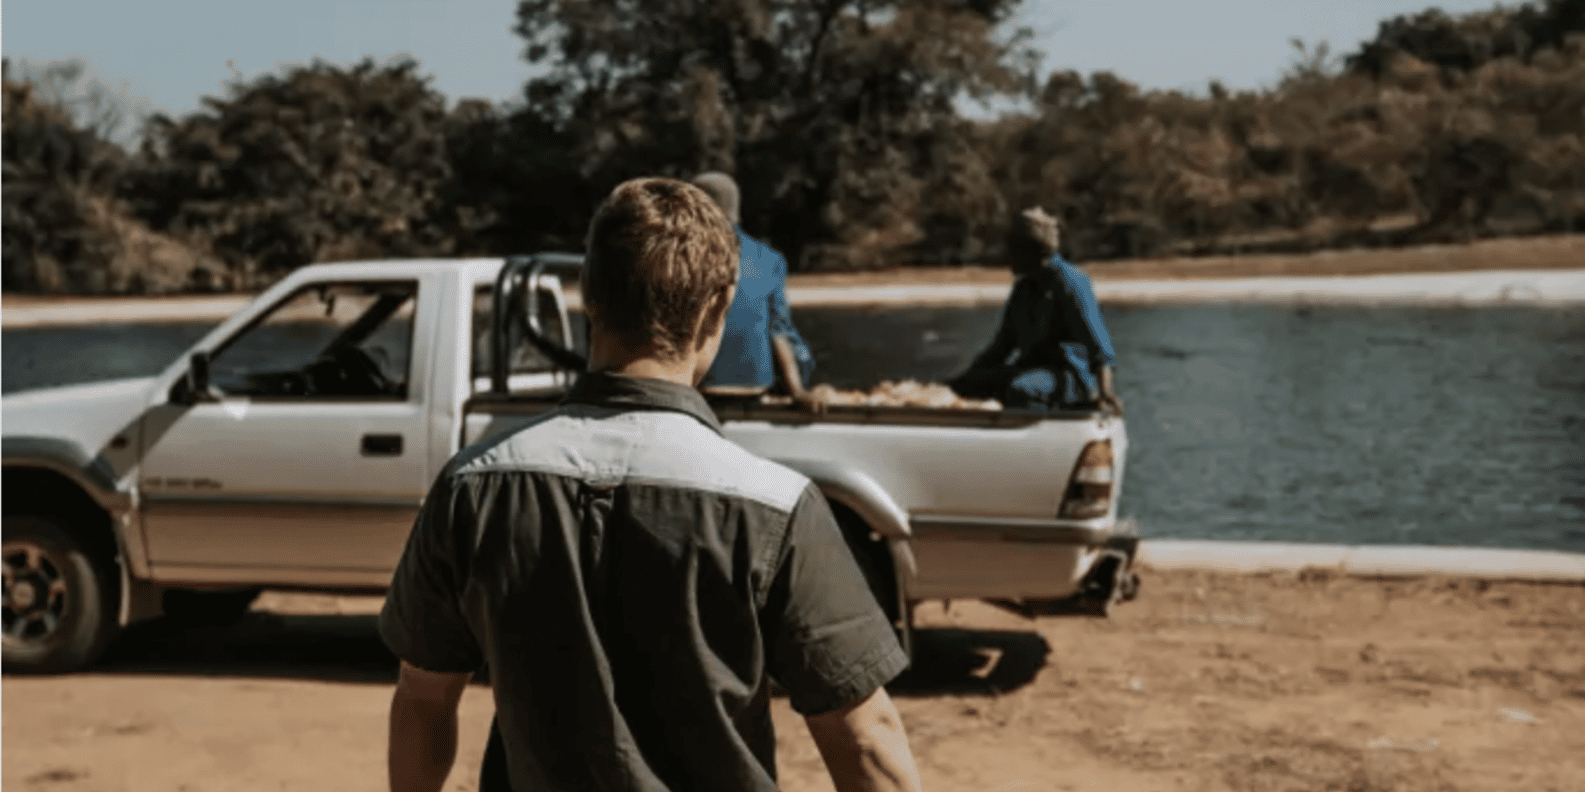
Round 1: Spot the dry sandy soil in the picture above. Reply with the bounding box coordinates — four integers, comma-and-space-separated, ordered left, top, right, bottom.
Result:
4, 567, 1581, 792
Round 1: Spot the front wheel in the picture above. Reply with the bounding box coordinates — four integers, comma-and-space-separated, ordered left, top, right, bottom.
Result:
2, 515, 121, 673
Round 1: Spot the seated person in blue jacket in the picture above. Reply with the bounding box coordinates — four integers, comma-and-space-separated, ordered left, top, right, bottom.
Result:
949, 207, 1124, 415
690, 172, 821, 408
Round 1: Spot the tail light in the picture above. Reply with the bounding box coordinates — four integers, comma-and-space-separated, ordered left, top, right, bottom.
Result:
1059, 440, 1114, 519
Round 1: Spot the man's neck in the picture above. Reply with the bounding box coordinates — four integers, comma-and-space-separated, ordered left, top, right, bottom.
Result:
588, 330, 703, 388
596, 358, 697, 388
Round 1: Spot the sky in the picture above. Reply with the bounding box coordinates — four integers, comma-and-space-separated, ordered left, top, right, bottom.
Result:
3, 0, 1509, 128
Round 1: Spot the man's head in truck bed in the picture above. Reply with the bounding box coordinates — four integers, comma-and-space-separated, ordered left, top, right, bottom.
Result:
582, 177, 742, 385
1008, 205, 1062, 278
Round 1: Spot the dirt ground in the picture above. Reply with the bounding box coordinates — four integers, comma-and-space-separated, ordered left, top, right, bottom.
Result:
4, 567, 1581, 792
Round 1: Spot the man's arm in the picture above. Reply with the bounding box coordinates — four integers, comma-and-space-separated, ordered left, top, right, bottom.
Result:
762, 486, 915, 788
958, 277, 1031, 386
379, 472, 485, 792
967, 303, 1016, 373
1098, 365, 1124, 415
389, 660, 472, 792
949, 304, 1016, 400
766, 250, 820, 405
806, 686, 924, 792
1050, 263, 1120, 411
772, 333, 827, 413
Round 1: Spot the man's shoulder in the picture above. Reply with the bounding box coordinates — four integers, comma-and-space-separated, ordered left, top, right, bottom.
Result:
441, 422, 540, 479
626, 413, 811, 514
1046, 256, 1095, 292
736, 229, 788, 267
447, 406, 811, 515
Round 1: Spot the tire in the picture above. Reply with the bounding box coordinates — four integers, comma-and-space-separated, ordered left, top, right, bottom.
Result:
2, 515, 121, 673
1118, 570, 1142, 603
1075, 553, 1128, 618
161, 588, 262, 627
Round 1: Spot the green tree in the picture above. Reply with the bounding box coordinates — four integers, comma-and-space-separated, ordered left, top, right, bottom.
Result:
512, 0, 1039, 269
124, 57, 455, 286
2, 61, 128, 292
434, 99, 597, 257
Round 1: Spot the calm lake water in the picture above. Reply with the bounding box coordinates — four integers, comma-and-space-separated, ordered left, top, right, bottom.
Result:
5, 303, 1584, 552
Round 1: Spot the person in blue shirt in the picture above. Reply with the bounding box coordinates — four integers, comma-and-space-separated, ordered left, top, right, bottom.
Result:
690, 172, 820, 407
949, 207, 1124, 414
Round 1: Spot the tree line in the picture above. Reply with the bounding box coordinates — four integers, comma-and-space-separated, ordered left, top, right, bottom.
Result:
4, 0, 1583, 294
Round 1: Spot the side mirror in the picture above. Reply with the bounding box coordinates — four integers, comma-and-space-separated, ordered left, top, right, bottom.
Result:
173, 351, 215, 404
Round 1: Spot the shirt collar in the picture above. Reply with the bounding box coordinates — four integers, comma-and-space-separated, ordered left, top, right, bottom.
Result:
563, 370, 725, 435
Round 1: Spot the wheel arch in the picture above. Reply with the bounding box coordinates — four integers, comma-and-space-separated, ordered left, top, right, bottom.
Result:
2, 464, 120, 565
773, 458, 917, 657
2, 455, 156, 627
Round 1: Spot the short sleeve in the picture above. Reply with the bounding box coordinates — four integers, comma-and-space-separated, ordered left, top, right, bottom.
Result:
1053, 260, 1116, 368
379, 472, 485, 674
761, 485, 909, 716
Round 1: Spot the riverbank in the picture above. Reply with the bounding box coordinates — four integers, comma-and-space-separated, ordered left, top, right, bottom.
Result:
3, 268, 1582, 328
4, 235, 1584, 327
5, 562, 1580, 792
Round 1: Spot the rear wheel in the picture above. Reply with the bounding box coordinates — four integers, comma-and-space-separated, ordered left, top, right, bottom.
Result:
1, 515, 121, 673
1075, 552, 1133, 617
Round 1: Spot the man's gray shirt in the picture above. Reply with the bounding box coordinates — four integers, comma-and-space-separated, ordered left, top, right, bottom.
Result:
380, 371, 909, 792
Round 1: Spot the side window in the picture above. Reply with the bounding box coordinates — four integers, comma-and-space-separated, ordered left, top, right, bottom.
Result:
210, 281, 418, 400
471, 285, 588, 388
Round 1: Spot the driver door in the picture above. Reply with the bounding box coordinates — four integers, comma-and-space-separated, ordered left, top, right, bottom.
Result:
139, 279, 433, 587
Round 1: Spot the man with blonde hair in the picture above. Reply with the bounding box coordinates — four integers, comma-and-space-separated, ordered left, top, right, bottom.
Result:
950, 206, 1123, 414
381, 177, 923, 792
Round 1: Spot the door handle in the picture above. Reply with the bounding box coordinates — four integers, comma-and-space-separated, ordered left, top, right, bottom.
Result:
362, 433, 403, 456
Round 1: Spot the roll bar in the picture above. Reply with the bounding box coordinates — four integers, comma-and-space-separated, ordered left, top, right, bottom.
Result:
491, 253, 588, 394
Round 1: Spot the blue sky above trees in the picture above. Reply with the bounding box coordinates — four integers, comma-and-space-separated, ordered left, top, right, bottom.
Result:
5, 0, 1506, 128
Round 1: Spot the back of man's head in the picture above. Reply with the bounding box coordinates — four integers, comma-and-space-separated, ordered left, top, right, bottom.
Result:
690, 172, 741, 226
583, 178, 740, 360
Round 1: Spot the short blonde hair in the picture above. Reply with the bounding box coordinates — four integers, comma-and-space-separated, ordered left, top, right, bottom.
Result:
582, 178, 740, 359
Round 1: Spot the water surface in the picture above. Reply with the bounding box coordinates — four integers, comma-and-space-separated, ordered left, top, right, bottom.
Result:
5, 303, 1582, 552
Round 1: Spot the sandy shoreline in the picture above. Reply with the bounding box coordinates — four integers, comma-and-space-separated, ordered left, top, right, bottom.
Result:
2, 268, 1582, 329
5, 235, 1583, 327
5, 567, 1581, 791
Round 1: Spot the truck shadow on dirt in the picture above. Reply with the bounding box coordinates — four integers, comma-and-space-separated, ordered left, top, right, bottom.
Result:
88, 614, 1051, 696
888, 628, 1050, 696
93, 612, 401, 684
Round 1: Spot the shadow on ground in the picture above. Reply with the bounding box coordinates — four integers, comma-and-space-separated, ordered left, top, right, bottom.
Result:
92, 612, 401, 684
80, 614, 1050, 697
887, 627, 1051, 697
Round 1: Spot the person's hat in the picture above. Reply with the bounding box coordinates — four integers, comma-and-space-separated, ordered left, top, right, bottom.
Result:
1018, 206, 1060, 252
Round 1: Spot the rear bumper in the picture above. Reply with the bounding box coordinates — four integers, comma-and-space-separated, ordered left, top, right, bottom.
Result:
909, 513, 1125, 547
905, 513, 1136, 600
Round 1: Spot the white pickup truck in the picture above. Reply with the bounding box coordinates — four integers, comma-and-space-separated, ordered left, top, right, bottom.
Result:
2, 254, 1136, 673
